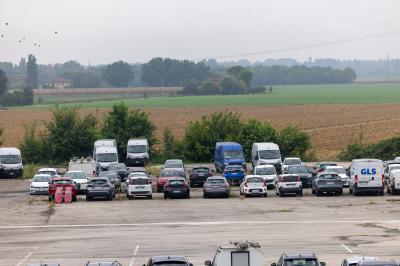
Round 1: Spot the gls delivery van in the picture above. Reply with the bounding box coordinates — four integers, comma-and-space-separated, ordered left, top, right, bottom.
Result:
349, 159, 384, 196
126, 139, 149, 166
214, 142, 246, 173
0, 147, 23, 178
251, 142, 282, 172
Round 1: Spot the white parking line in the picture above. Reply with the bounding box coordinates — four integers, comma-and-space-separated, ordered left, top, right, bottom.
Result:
341, 244, 353, 254
128, 245, 140, 266
16, 247, 37, 266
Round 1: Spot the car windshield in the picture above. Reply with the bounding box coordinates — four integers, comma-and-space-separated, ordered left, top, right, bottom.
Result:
32, 175, 51, 182
282, 176, 298, 182
127, 145, 147, 153
226, 166, 243, 172
52, 180, 72, 185
129, 173, 148, 178
207, 178, 225, 184
90, 179, 108, 185
165, 162, 183, 168
284, 258, 319, 266
109, 164, 126, 171
320, 174, 339, 179
259, 150, 281, 159
193, 168, 209, 174
169, 180, 185, 186
326, 167, 345, 174
96, 153, 118, 162
39, 170, 57, 176
223, 150, 244, 159
287, 166, 309, 174
255, 167, 276, 175
285, 159, 301, 165
65, 172, 86, 179
129, 178, 148, 185
160, 171, 184, 177
153, 262, 188, 266
247, 177, 264, 183
0, 155, 22, 164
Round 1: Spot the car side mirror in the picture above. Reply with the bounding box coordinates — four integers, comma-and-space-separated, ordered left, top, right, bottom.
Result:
320, 262, 326, 266
189, 264, 193, 266
271, 263, 277, 266
204, 261, 212, 266
255, 156, 259, 160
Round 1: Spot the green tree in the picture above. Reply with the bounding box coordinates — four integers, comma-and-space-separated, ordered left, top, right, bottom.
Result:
0, 69, 8, 97
26, 54, 39, 89
162, 127, 179, 159
183, 112, 242, 161
278, 126, 310, 158
220, 76, 245, 94
239, 119, 278, 161
182, 79, 200, 95
200, 81, 220, 95
102, 61, 134, 87
101, 102, 157, 160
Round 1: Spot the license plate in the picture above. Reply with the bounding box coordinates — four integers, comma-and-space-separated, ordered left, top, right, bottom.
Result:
358, 181, 368, 184
136, 186, 145, 189
327, 182, 334, 185
251, 189, 261, 192
173, 190, 181, 193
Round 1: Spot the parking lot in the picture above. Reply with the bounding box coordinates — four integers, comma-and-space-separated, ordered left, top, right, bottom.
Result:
1, 176, 400, 266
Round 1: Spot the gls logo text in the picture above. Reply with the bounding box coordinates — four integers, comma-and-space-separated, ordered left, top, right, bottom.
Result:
361, 168, 376, 175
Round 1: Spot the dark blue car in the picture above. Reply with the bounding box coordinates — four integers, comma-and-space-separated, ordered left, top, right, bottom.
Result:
223, 165, 245, 185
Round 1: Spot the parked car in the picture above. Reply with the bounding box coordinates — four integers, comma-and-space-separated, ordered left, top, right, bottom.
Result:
128, 167, 150, 177
240, 175, 267, 197
358, 260, 398, 266
86, 177, 115, 201
325, 165, 350, 187
271, 253, 325, 266
349, 159, 384, 196
38, 167, 58, 177
205, 241, 262, 266
275, 174, 303, 197
86, 261, 122, 266
48, 176, 77, 202
64, 170, 89, 194
342, 257, 379, 266
157, 169, 185, 192
98, 171, 121, 192
144, 256, 193, 266
203, 176, 230, 198
281, 157, 303, 172
253, 164, 277, 189
387, 169, 400, 195
164, 177, 190, 199
30, 174, 51, 195
126, 175, 152, 199
313, 161, 338, 176
285, 164, 313, 188
164, 159, 184, 170
189, 166, 212, 187
384, 162, 400, 187
312, 172, 343, 196
223, 165, 245, 185
108, 162, 128, 182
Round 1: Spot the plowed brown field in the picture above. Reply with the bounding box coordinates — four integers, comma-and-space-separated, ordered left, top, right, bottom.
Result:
1, 104, 400, 159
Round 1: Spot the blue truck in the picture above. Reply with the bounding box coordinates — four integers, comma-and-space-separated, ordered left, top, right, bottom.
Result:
214, 142, 246, 174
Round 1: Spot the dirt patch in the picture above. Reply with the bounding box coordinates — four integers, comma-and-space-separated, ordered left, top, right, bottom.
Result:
358, 223, 400, 234
2, 103, 400, 159
41, 201, 55, 224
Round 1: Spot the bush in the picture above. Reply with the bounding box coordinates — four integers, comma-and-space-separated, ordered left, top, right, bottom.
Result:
0, 87, 34, 106
278, 125, 311, 158
0, 125, 2, 145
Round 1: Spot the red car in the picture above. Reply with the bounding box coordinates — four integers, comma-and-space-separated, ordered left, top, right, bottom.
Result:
157, 169, 185, 192
48, 176, 77, 202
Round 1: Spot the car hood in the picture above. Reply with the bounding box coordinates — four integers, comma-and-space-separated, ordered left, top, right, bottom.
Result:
259, 174, 277, 181
30, 182, 49, 187
127, 152, 148, 158
259, 159, 281, 165
72, 179, 88, 184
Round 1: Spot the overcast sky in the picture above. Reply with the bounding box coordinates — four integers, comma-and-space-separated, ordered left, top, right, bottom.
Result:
0, 0, 399, 65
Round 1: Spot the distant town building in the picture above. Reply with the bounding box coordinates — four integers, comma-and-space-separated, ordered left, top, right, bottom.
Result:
41, 78, 72, 89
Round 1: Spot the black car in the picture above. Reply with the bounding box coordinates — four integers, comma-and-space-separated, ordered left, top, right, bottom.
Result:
272, 253, 325, 266
108, 163, 128, 182
86, 178, 115, 201
86, 261, 122, 266
313, 161, 338, 176
144, 256, 193, 266
164, 177, 190, 199
358, 260, 398, 266
189, 166, 212, 187
98, 171, 121, 192
286, 165, 313, 188
312, 173, 343, 196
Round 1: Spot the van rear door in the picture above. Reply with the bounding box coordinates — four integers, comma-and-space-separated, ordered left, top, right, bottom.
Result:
357, 160, 383, 188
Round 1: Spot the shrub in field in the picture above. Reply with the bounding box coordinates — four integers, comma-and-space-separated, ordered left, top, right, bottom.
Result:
0, 87, 34, 106
278, 125, 311, 158
101, 102, 156, 161
0, 124, 3, 145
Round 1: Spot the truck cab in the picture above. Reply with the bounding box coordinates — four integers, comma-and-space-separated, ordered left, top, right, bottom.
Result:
251, 142, 282, 173
214, 142, 246, 173
205, 241, 263, 266
95, 146, 118, 173
0, 147, 23, 178
126, 139, 149, 166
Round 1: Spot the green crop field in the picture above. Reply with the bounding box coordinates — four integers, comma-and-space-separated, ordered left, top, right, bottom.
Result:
27, 83, 400, 109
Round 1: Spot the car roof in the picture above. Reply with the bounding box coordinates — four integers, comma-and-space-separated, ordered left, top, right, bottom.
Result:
161, 167, 184, 172
253, 142, 279, 149
39, 168, 57, 172
283, 253, 317, 259
165, 159, 183, 163
66, 170, 85, 173
129, 175, 149, 179
284, 157, 301, 160
345, 257, 379, 264
318, 172, 339, 176
255, 164, 275, 169
325, 165, 343, 169
90, 177, 109, 181
359, 260, 397, 266
150, 256, 189, 263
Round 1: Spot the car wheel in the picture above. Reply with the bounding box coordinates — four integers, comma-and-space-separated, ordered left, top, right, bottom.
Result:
164, 194, 168, 200
299, 190, 303, 197
226, 193, 230, 198
86, 196, 91, 201
316, 190, 321, 196
349, 187, 353, 194
148, 195, 152, 199
108, 194, 113, 201
264, 193, 267, 198
72, 195, 77, 202
203, 193, 207, 198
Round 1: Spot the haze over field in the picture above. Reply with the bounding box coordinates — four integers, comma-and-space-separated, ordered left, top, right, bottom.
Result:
0, 0, 399, 64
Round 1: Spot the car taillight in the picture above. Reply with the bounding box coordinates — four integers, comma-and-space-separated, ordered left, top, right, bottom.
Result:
355, 175, 358, 183
382, 174, 384, 183
223, 183, 229, 188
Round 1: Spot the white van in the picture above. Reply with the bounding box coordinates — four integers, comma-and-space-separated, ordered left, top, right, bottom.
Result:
68, 158, 96, 178
95, 146, 118, 172
93, 139, 117, 160
349, 159, 384, 195
126, 139, 149, 166
387, 169, 400, 195
0, 147, 23, 178
251, 143, 281, 172
205, 241, 263, 266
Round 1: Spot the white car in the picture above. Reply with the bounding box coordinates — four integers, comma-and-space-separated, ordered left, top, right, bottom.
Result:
65, 171, 89, 194
253, 165, 277, 189
240, 175, 267, 197
387, 169, 400, 195
126, 175, 152, 199
30, 174, 51, 195
37, 168, 58, 177
325, 166, 349, 187
275, 174, 303, 197
281, 157, 302, 172
341, 257, 378, 266
384, 163, 400, 186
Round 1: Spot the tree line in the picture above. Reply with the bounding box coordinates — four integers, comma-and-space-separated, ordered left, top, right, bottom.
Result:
19, 103, 312, 164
